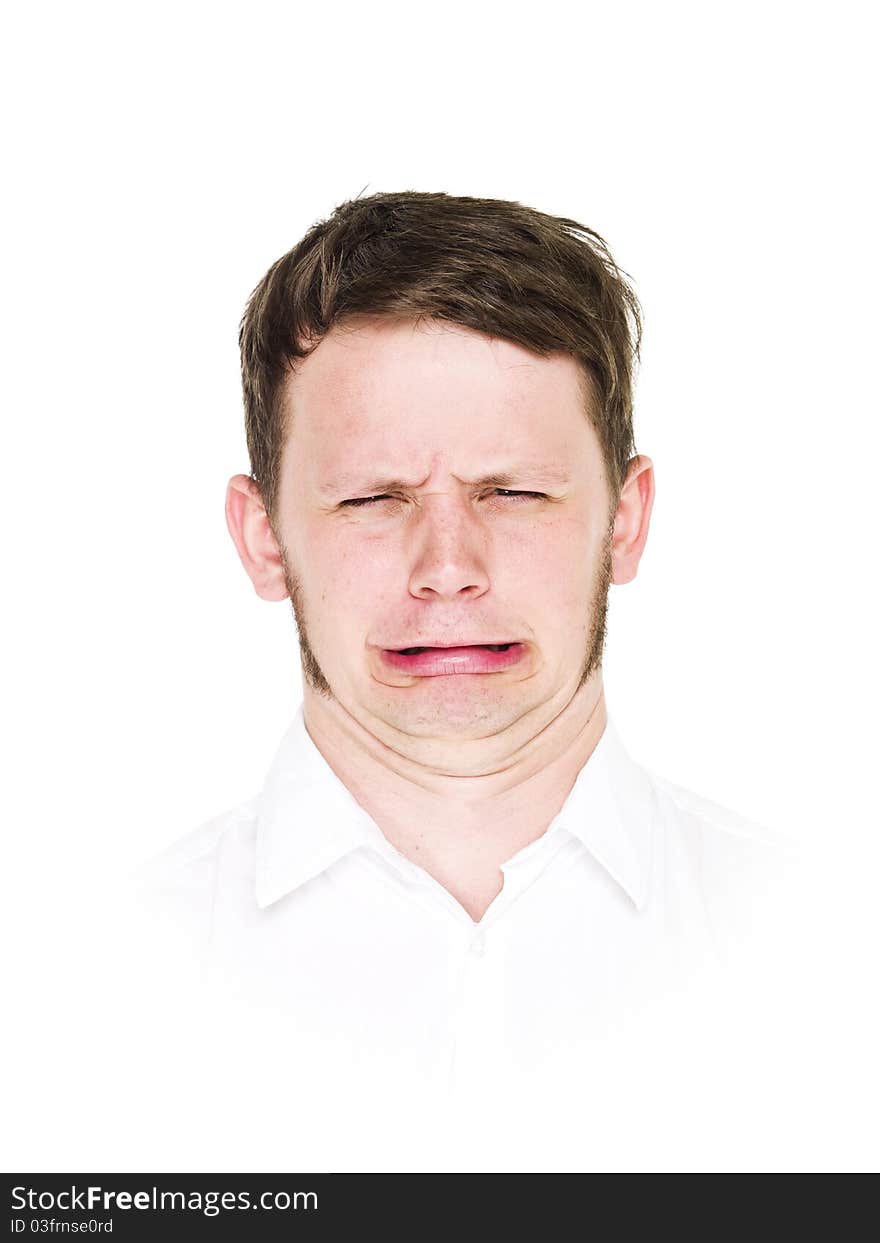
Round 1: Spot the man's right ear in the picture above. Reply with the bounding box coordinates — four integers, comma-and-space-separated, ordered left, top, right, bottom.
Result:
224, 475, 290, 601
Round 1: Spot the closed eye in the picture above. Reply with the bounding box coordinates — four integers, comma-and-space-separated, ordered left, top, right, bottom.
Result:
340, 489, 548, 508
340, 494, 395, 508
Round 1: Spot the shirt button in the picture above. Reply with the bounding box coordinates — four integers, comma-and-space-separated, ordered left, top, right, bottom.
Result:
470, 931, 488, 959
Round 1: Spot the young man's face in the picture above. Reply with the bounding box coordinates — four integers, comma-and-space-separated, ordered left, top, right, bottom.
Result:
267, 316, 626, 743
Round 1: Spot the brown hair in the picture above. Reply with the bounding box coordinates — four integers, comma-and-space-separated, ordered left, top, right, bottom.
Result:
239, 190, 642, 522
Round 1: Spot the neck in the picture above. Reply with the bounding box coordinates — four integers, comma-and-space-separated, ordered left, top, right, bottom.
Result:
301, 676, 608, 922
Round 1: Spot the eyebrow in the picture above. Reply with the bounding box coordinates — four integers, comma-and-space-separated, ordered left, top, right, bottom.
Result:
320, 465, 572, 497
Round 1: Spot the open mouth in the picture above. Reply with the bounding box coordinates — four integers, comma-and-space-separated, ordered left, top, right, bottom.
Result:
396, 643, 513, 654
378, 642, 527, 677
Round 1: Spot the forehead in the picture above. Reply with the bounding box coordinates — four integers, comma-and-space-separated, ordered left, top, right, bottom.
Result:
283, 316, 597, 481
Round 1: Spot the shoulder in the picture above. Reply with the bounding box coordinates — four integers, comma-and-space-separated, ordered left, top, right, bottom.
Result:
649, 770, 793, 853
130, 801, 259, 940
137, 801, 257, 883
644, 768, 802, 951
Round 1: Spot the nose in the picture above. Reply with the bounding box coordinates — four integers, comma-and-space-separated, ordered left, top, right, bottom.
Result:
407, 494, 491, 602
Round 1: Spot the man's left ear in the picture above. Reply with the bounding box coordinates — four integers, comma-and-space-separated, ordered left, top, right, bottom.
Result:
611, 455, 655, 585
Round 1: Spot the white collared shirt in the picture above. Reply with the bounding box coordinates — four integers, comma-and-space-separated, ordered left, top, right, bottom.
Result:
136, 704, 791, 1108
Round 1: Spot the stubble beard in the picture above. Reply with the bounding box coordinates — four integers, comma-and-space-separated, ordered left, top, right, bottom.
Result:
281, 533, 613, 705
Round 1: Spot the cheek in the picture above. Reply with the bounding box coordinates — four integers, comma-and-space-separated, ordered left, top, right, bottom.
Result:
502, 518, 595, 602
302, 515, 597, 623
305, 535, 395, 618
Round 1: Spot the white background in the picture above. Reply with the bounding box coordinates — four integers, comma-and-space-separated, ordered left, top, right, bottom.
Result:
3, 0, 877, 1172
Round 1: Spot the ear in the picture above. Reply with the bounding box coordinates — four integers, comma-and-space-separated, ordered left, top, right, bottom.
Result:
611, 455, 655, 585
225, 474, 290, 601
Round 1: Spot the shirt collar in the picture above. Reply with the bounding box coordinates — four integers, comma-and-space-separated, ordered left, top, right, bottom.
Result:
255, 704, 654, 912
255, 706, 383, 909
540, 713, 655, 911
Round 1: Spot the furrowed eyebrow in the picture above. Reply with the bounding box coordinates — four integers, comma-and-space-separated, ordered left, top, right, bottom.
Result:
321, 466, 571, 497
325, 476, 421, 497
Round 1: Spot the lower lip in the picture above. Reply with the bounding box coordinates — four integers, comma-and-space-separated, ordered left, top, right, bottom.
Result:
380, 644, 527, 676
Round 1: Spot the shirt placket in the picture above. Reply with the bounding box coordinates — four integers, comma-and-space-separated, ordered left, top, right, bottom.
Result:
362, 825, 583, 1097
445, 833, 581, 1099
447, 917, 508, 1100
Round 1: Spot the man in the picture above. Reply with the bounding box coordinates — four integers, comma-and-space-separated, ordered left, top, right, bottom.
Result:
140, 190, 786, 1105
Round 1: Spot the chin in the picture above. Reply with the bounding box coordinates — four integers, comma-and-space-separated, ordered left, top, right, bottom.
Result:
378, 695, 530, 740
